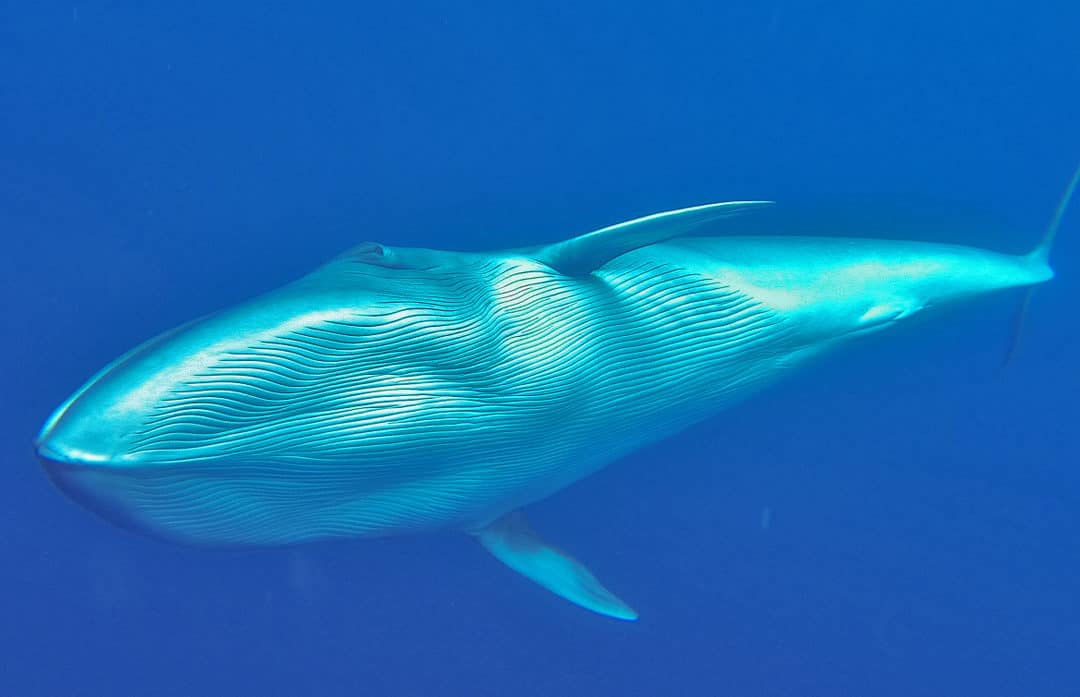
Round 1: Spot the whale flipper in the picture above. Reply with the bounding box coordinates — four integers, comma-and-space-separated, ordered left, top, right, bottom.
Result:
537, 200, 772, 276
474, 511, 638, 620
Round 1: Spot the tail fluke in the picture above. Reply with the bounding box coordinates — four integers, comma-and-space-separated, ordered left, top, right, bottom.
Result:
1002, 288, 1035, 367
1005, 162, 1079, 365
1028, 161, 1080, 265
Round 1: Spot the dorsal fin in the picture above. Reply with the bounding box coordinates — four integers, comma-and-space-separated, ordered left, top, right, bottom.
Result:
535, 200, 773, 276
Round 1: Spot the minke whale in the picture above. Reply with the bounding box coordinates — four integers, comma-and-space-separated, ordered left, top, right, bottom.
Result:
37, 168, 1078, 620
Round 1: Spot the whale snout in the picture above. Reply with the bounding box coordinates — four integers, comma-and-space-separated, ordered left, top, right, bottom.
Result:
36, 384, 129, 468
38, 441, 98, 510
35, 375, 156, 533
36, 437, 145, 534
37, 439, 77, 489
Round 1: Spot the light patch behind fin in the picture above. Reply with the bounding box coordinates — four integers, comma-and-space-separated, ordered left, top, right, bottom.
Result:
858, 298, 923, 327
474, 511, 638, 621
537, 200, 772, 276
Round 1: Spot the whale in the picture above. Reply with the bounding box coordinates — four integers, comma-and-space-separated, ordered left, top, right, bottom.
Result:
36, 168, 1077, 620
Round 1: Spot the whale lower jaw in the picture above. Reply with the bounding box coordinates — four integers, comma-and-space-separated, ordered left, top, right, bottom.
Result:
36, 455, 483, 546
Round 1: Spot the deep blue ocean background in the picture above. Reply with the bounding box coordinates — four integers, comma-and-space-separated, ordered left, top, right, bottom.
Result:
3, 3, 1078, 695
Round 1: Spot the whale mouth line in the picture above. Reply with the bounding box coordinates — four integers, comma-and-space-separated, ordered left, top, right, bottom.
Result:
38, 449, 100, 509
35, 440, 114, 467
35, 441, 77, 465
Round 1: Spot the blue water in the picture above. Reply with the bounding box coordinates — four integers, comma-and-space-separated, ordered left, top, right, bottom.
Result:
3, 3, 1078, 695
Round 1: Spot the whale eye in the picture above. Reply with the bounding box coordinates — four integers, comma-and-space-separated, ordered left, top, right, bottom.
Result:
353, 242, 386, 258
336, 242, 439, 271
341, 242, 401, 268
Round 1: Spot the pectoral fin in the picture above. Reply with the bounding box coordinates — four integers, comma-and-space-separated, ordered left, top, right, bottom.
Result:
473, 511, 638, 621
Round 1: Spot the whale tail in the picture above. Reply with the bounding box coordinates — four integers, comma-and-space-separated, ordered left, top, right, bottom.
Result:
1003, 162, 1079, 365
1026, 161, 1080, 267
